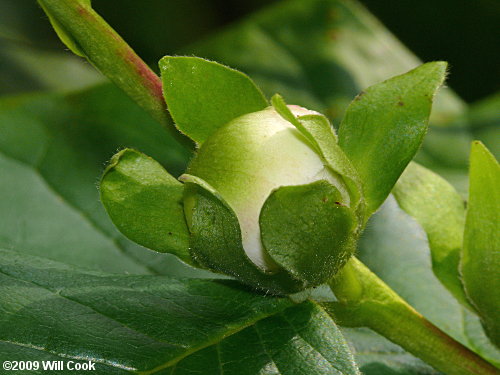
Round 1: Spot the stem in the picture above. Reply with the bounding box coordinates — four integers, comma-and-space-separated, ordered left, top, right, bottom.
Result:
324, 257, 499, 375
37, 0, 192, 148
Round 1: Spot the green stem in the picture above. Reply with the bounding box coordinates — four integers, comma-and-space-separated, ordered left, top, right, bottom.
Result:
324, 257, 499, 375
37, 0, 191, 148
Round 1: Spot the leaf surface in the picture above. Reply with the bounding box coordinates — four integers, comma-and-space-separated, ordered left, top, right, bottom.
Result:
0, 249, 359, 375
260, 180, 355, 286
100, 149, 192, 264
159, 56, 268, 144
167, 302, 360, 375
461, 142, 500, 346
338, 62, 447, 216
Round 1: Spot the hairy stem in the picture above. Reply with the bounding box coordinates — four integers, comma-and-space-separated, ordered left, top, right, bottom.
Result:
37, 0, 191, 148
324, 257, 499, 375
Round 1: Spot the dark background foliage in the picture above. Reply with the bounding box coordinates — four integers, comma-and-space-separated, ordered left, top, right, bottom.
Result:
1, 0, 499, 102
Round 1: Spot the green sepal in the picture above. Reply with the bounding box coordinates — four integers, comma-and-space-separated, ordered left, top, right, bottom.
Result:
180, 174, 304, 295
37, 0, 91, 57
271, 94, 365, 223
338, 62, 448, 217
461, 141, 500, 347
159, 56, 268, 145
100, 149, 193, 265
392, 162, 472, 310
260, 180, 356, 287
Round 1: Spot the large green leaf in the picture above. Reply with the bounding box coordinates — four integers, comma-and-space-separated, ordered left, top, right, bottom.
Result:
0, 85, 204, 277
461, 142, 500, 347
357, 196, 500, 366
0, 249, 359, 375
260, 180, 355, 286
159, 56, 268, 144
338, 62, 447, 216
167, 302, 360, 375
100, 149, 192, 264
392, 162, 470, 308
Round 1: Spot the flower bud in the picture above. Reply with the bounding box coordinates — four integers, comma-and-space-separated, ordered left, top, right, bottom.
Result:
184, 105, 354, 277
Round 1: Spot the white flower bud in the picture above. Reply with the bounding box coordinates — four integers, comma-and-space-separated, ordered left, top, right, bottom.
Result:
186, 106, 350, 271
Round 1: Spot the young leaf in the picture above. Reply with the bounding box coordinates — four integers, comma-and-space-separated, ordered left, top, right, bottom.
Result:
260, 180, 356, 286
393, 162, 471, 309
338, 62, 447, 216
100, 149, 192, 265
159, 56, 268, 144
461, 141, 500, 347
181, 174, 303, 295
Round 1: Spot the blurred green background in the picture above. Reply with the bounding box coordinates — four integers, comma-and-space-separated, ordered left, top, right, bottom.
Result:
1, 0, 499, 102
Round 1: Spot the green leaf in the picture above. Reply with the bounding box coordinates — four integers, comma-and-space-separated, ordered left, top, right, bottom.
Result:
338, 62, 447, 216
159, 56, 268, 144
392, 162, 470, 309
181, 174, 303, 295
100, 149, 192, 265
0, 249, 286, 373
167, 301, 360, 375
0, 249, 360, 374
260, 180, 356, 286
461, 141, 500, 347
358, 196, 500, 365
0, 85, 202, 277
